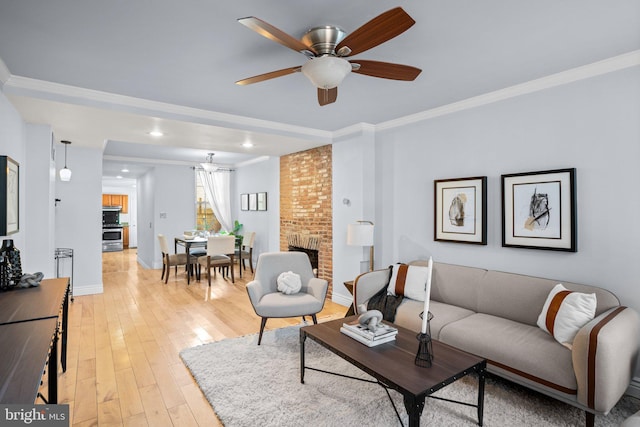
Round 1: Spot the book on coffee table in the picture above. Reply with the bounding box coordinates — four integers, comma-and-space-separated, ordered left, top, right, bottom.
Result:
340, 326, 396, 347
341, 320, 398, 341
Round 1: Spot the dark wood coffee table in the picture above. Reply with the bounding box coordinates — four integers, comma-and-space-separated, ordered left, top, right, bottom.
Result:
300, 316, 486, 427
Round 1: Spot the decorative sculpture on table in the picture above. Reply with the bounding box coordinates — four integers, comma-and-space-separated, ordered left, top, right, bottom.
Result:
357, 304, 383, 332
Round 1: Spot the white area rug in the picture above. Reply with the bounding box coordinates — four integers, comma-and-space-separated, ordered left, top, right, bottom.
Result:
180, 326, 639, 426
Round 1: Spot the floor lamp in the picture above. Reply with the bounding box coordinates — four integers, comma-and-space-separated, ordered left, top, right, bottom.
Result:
347, 221, 374, 272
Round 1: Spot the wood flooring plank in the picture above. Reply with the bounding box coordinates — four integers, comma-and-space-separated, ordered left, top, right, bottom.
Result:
115, 368, 144, 419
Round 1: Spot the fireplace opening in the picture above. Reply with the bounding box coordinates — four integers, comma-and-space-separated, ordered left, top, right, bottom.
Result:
287, 232, 320, 277
288, 246, 318, 277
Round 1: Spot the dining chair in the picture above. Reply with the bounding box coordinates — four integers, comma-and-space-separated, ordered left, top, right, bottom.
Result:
238, 231, 256, 274
158, 234, 196, 284
196, 235, 236, 286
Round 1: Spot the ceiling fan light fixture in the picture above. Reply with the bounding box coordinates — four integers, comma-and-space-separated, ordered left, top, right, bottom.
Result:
301, 56, 351, 89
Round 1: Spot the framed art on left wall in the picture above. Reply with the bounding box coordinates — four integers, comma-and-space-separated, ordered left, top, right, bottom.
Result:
0, 156, 19, 235
434, 176, 487, 245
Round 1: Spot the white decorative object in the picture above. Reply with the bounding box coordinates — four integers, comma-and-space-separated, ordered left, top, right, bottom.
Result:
358, 309, 383, 332
421, 257, 433, 334
277, 271, 302, 294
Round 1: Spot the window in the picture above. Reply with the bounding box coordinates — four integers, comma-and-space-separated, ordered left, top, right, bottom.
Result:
195, 172, 221, 232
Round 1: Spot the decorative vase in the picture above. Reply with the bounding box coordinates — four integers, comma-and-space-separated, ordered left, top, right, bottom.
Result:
1, 239, 22, 288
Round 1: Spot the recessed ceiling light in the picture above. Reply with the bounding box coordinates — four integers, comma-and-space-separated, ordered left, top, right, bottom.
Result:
242, 142, 254, 148
149, 130, 164, 137
116, 175, 123, 179
121, 168, 129, 173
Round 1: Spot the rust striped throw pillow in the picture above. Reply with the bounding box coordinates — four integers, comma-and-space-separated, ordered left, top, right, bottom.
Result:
537, 283, 596, 348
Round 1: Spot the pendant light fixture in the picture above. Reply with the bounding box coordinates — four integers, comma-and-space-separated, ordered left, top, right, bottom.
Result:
201, 153, 218, 173
59, 140, 72, 181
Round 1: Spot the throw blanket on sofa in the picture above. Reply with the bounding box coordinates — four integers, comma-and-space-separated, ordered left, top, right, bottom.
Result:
367, 267, 403, 321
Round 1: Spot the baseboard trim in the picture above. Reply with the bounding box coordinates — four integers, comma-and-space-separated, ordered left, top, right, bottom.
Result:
332, 292, 351, 308
72, 283, 104, 296
627, 377, 640, 399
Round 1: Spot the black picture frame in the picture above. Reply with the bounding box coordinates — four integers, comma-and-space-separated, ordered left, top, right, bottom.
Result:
240, 193, 249, 211
0, 156, 19, 236
502, 168, 577, 252
257, 192, 267, 211
434, 176, 487, 245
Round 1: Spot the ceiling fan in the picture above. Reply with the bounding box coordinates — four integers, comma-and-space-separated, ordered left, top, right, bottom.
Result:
235, 7, 422, 106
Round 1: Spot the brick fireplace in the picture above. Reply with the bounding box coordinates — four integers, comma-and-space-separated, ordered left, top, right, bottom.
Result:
280, 145, 333, 296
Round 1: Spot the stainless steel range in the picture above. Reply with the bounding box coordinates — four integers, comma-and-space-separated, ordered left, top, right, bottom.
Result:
102, 207, 123, 252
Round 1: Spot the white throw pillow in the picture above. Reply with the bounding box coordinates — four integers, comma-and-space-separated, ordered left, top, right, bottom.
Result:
537, 283, 597, 348
386, 264, 430, 301
277, 271, 302, 295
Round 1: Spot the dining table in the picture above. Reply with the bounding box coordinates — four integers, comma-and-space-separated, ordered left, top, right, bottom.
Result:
175, 235, 243, 284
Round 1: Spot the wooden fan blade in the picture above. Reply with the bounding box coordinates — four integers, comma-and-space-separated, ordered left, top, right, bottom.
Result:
238, 17, 315, 55
317, 87, 337, 106
351, 60, 421, 81
335, 7, 415, 57
236, 66, 301, 85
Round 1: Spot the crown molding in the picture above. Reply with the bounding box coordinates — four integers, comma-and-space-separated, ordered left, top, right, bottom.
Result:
377, 50, 640, 131
4, 75, 331, 140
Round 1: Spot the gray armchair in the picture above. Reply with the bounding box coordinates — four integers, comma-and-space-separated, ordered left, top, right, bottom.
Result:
246, 252, 328, 345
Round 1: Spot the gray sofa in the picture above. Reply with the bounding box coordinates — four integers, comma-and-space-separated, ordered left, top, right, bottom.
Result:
353, 261, 640, 427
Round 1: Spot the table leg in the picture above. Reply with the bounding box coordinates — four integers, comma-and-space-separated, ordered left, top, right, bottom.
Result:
61, 284, 69, 372
49, 330, 58, 404
477, 365, 486, 426
300, 330, 306, 384
403, 394, 425, 427
186, 242, 191, 284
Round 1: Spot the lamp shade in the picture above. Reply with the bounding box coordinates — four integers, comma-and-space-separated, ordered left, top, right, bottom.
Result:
301, 56, 351, 89
59, 167, 72, 181
347, 223, 374, 246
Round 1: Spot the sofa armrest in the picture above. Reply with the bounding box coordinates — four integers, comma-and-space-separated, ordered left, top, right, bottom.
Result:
572, 306, 640, 413
353, 269, 390, 314
306, 277, 329, 302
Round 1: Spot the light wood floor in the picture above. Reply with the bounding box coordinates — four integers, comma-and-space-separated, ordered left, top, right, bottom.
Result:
53, 249, 347, 426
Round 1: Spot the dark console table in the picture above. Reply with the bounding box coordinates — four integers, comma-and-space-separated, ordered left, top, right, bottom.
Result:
0, 277, 71, 404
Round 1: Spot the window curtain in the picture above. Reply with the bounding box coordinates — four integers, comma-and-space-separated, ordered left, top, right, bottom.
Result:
197, 169, 233, 232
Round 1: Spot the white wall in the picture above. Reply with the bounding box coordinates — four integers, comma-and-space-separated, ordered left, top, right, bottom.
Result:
23, 124, 55, 277
0, 91, 25, 252
235, 157, 281, 264
54, 144, 103, 295
332, 128, 377, 306
136, 170, 155, 269
135, 164, 195, 270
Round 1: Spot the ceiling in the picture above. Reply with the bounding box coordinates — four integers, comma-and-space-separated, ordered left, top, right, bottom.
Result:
0, 1, 638, 179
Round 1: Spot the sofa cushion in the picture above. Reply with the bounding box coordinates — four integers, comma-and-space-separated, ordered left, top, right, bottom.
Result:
537, 283, 596, 348
387, 263, 430, 301
439, 313, 577, 392
394, 299, 475, 340
477, 270, 619, 327
427, 262, 486, 312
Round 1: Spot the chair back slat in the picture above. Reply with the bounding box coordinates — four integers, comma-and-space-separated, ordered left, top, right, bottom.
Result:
158, 234, 169, 254
244, 231, 256, 248
206, 235, 236, 256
